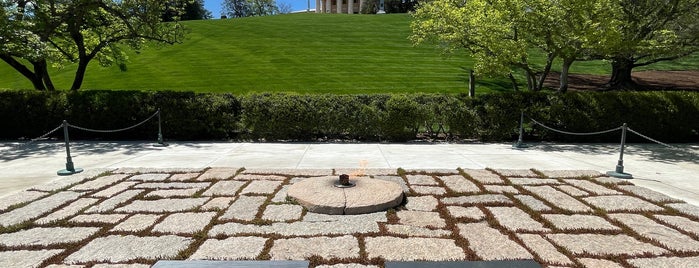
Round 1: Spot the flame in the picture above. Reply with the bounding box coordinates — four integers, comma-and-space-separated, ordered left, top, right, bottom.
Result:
349, 160, 368, 178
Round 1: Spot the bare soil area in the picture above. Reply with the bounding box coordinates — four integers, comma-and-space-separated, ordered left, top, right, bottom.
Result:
544, 70, 699, 91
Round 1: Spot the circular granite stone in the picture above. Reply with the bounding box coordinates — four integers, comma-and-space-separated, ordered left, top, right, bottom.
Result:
287, 176, 404, 215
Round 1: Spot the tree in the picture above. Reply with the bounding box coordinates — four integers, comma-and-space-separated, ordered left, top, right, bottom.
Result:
0, 0, 188, 91
223, 0, 277, 18
277, 2, 292, 14
163, 0, 212, 21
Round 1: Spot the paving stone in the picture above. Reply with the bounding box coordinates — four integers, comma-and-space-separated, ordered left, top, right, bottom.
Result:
0, 227, 100, 246
316, 264, 379, 268
85, 190, 144, 213
563, 180, 620, 195
577, 258, 624, 268
374, 176, 410, 193
524, 186, 591, 212
494, 169, 538, 177
654, 215, 699, 236
483, 185, 518, 194
406, 175, 438, 186
153, 212, 217, 234
201, 197, 235, 210
112, 214, 161, 232
146, 188, 199, 198
462, 169, 503, 184
115, 197, 209, 213
583, 196, 663, 212
92, 181, 139, 198
302, 212, 387, 223
37, 198, 100, 224
546, 234, 667, 255
542, 214, 620, 231
365, 237, 465, 261
592, 176, 625, 184
235, 174, 288, 181
617, 185, 682, 203
447, 206, 485, 220
517, 234, 573, 265
488, 207, 549, 232
197, 167, 239, 180
538, 170, 602, 178
262, 204, 303, 221
202, 180, 247, 196
405, 169, 459, 174
0, 190, 48, 211
385, 224, 451, 237
168, 173, 201, 181
458, 222, 533, 260
243, 168, 332, 176
65, 235, 192, 263
240, 180, 283, 195
509, 177, 561, 185
0, 250, 64, 268
221, 195, 267, 221
627, 256, 699, 268
31, 168, 114, 192
70, 174, 129, 191
271, 185, 290, 202
405, 195, 438, 211
0, 191, 82, 227
513, 195, 552, 212
45, 265, 85, 268
336, 168, 398, 176
210, 220, 380, 236
127, 173, 170, 182
412, 186, 446, 195
114, 167, 204, 174
439, 175, 479, 193
270, 235, 360, 260
397, 211, 446, 228
134, 182, 210, 189
667, 203, 699, 218
609, 213, 699, 251
189, 236, 268, 260
554, 185, 589, 197
92, 264, 150, 268
70, 214, 128, 224
441, 194, 512, 205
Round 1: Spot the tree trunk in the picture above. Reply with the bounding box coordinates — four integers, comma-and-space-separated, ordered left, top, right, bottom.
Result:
468, 70, 475, 98
606, 57, 637, 90
71, 59, 90, 91
508, 73, 519, 91
558, 58, 574, 93
0, 55, 46, 90
34, 60, 56, 91
537, 53, 555, 91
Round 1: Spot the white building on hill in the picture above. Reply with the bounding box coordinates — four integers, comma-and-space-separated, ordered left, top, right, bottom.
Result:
315, 0, 367, 14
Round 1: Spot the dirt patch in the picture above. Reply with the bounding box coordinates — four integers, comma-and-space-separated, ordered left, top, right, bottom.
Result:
544, 70, 699, 91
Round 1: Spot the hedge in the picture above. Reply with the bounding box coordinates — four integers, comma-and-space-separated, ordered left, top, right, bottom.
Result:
1, 90, 697, 143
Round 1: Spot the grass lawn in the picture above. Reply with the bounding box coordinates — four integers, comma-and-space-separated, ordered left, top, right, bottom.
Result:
0, 13, 697, 93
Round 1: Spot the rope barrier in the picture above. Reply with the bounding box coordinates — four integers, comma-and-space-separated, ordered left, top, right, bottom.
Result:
67, 110, 160, 133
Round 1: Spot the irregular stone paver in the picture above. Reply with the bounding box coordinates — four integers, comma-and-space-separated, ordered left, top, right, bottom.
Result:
405, 195, 438, 211
385, 224, 451, 237
627, 256, 699, 268
0, 227, 100, 246
406, 169, 458, 174
336, 168, 398, 176
92, 181, 139, 198
484, 185, 519, 194
112, 214, 161, 232
145, 188, 199, 198
555, 185, 589, 197
127, 173, 170, 181
262, 204, 303, 221
189, 236, 268, 260
70, 214, 128, 224
592, 176, 625, 184
168, 173, 200, 181
462, 169, 503, 184
365, 237, 465, 261
70, 174, 128, 191
494, 169, 538, 177
654, 215, 699, 236
542, 214, 620, 231
509, 178, 561, 185
271, 185, 290, 202
0, 190, 47, 211
115, 197, 209, 213
0, 191, 81, 227
524, 186, 591, 212
667, 203, 699, 218
317, 264, 379, 268
583, 196, 663, 212
85, 190, 143, 213
65, 235, 192, 263
539, 170, 601, 178
441, 194, 512, 205
397, 211, 446, 228
115, 168, 204, 174
37, 198, 100, 224
242, 168, 331, 176
411, 186, 446, 195
235, 174, 287, 181
488, 207, 549, 232
617, 185, 682, 203
45, 265, 85, 268
134, 182, 210, 189
197, 167, 238, 180
240, 180, 283, 195
0, 250, 64, 268
513, 195, 552, 212
458, 222, 533, 260
153, 212, 217, 234
609, 213, 699, 251
210, 220, 380, 236
201, 197, 234, 210
270, 236, 360, 260
302, 212, 387, 223
440, 175, 479, 193
202, 180, 247, 196
406, 175, 438, 185
31, 168, 114, 192
373, 176, 409, 193
447, 206, 485, 220
221, 195, 267, 221
563, 179, 620, 195
546, 234, 667, 255
517, 234, 573, 265
577, 258, 624, 268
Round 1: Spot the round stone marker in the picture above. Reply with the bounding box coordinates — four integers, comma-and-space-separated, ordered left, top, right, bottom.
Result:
287, 176, 404, 215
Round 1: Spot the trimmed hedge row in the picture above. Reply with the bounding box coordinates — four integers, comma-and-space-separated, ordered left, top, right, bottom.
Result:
1, 90, 697, 142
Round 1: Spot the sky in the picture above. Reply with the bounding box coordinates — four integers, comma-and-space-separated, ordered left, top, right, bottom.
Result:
204, 0, 316, 18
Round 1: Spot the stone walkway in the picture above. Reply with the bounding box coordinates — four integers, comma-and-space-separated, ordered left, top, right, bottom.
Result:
1, 167, 699, 268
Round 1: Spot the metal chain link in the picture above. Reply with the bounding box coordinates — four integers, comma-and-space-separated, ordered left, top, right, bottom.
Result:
528, 116, 622, 136
7, 124, 64, 149
626, 127, 699, 158
67, 111, 159, 133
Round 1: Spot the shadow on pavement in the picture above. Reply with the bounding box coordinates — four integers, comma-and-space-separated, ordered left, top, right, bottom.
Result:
523, 143, 699, 165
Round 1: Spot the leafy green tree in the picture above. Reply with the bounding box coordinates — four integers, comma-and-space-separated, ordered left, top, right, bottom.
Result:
163, 0, 212, 21
0, 0, 189, 91
223, 0, 277, 18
